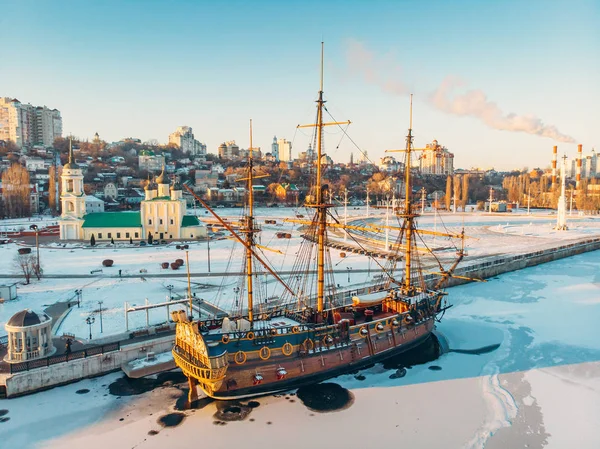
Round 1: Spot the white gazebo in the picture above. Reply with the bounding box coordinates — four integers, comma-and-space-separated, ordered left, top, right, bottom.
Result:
4, 309, 56, 363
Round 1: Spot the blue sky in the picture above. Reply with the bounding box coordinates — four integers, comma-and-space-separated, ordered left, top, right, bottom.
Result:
1, 0, 598, 170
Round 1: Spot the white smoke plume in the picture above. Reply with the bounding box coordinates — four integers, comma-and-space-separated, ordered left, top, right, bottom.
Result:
430, 76, 576, 143
343, 40, 576, 143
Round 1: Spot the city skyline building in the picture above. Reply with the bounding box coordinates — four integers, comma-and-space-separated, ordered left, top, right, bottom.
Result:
277, 138, 292, 162
218, 141, 240, 160
570, 146, 597, 180
168, 125, 206, 156
419, 139, 454, 175
0, 97, 62, 149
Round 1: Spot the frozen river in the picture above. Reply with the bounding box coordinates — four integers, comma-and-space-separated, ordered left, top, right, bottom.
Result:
1, 245, 599, 448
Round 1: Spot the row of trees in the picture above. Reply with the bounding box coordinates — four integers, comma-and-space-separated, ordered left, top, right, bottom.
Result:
1, 163, 31, 218
502, 173, 600, 212
502, 173, 558, 207
445, 174, 471, 211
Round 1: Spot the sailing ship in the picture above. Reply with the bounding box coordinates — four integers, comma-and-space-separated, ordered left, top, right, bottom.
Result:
172, 44, 465, 401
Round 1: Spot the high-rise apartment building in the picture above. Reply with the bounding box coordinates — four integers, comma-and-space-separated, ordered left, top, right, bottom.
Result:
168, 126, 206, 156
218, 141, 240, 160
419, 139, 454, 175
278, 138, 292, 162
0, 97, 62, 148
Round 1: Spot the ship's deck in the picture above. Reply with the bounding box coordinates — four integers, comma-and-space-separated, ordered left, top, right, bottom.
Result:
206, 315, 302, 335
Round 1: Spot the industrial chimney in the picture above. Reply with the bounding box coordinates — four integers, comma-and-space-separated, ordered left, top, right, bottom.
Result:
551, 146, 558, 187
576, 144, 583, 188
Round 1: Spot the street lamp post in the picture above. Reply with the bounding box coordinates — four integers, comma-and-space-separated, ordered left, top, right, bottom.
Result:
385, 194, 390, 250
433, 191, 438, 243
75, 289, 82, 308
98, 300, 104, 333
86, 316, 95, 340
569, 189, 574, 216
29, 224, 40, 274
344, 188, 348, 242
207, 234, 211, 273
347, 266, 353, 283
166, 284, 174, 300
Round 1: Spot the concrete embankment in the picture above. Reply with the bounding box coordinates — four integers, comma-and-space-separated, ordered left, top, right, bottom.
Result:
1, 335, 175, 398
437, 236, 600, 288
328, 235, 600, 305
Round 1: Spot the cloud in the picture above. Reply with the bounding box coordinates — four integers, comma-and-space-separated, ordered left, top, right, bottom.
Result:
343, 40, 576, 144
430, 77, 576, 143
344, 39, 408, 96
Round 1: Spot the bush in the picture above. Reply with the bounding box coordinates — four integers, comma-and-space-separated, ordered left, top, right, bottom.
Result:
170, 262, 180, 270
18, 247, 32, 255
175, 258, 184, 266
161, 262, 169, 269
102, 259, 114, 267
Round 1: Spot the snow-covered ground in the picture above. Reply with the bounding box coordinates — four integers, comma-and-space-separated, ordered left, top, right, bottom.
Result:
1, 249, 600, 448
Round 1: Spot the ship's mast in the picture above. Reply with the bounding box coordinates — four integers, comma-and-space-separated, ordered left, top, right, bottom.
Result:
403, 95, 415, 294
316, 42, 326, 313
296, 43, 350, 313
246, 119, 255, 322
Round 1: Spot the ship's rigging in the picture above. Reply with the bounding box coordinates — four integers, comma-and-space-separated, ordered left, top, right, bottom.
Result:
173, 42, 468, 402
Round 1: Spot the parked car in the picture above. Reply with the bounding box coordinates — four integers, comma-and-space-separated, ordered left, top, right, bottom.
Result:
160, 240, 167, 245
139, 241, 147, 246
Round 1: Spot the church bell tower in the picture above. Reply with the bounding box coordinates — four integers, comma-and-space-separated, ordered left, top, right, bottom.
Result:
59, 139, 86, 240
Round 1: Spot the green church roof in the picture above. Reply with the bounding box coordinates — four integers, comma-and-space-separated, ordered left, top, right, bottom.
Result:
82, 212, 142, 228
181, 215, 201, 227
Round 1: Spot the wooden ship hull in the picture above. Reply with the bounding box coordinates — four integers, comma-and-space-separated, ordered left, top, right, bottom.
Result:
173, 294, 443, 401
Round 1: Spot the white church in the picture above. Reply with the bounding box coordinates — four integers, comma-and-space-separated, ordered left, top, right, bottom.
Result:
59, 148, 206, 241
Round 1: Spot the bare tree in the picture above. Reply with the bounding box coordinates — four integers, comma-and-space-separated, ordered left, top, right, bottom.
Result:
14, 253, 36, 284
2, 163, 31, 217
144, 139, 159, 147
